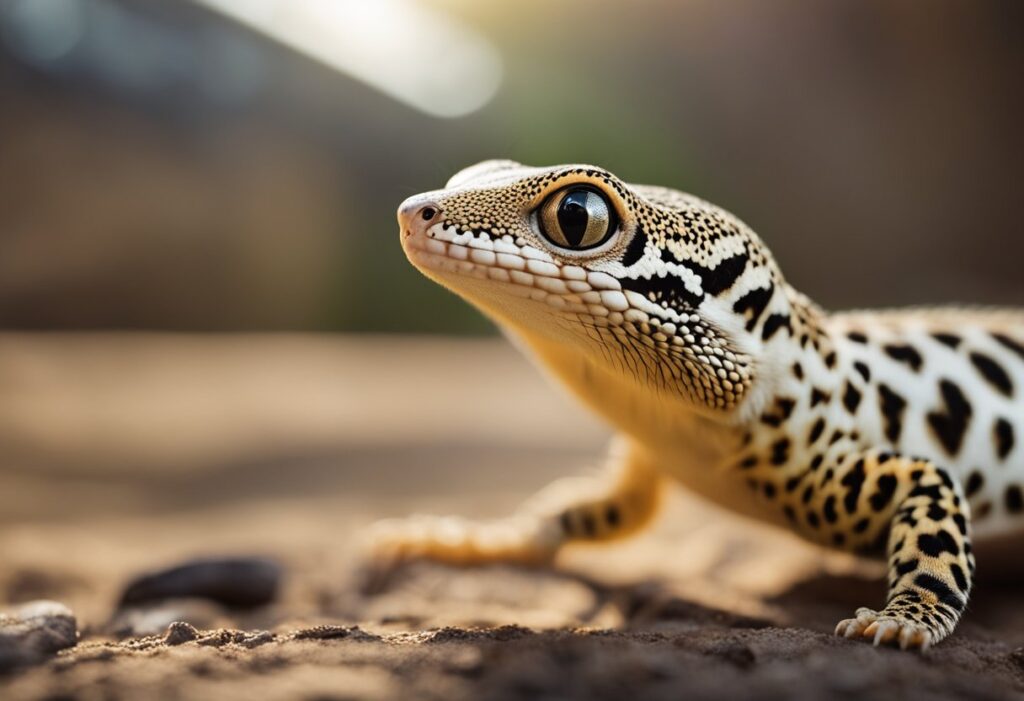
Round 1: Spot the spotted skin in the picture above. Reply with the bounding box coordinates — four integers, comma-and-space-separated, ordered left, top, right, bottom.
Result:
377, 160, 1024, 650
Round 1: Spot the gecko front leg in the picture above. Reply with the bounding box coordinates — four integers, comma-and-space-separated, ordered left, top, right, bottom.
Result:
361, 438, 663, 583
780, 450, 974, 649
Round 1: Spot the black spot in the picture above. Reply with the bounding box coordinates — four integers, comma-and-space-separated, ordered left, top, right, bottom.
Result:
620, 274, 702, 312
870, 474, 898, 511
918, 532, 956, 557
683, 252, 750, 297
810, 388, 831, 407
802, 485, 813, 504
620, 225, 648, 267
807, 511, 820, 528
763, 482, 776, 498
927, 380, 973, 457
792, 362, 804, 380
965, 472, 984, 498
559, 511, 574, 534
829, 429, 844, 445
761, 392, 798, 425
952, 513, 968, 536
732, 285, 774, 332
913, 574, 965, 612
738, 455, 758, 470
761, 314, 791, 341
926, 504, 948, 521
776, 397, 796, 420
895, 559, 919, 576
877, 384, 907, 444
994, 418, 1015, 461
853, 361, 871, 382
824, 351, 837, 369
932, 333, 961, 349
605, 504, 621, 528
853, 518, 870, 534
808, 418, 826, 446
950, 564, 968, 593
833, 533, 846, 546
909, 483, 944, 501
970, 352, 1014, 397
1006, 485, 1024, 513
770, 438, 791, 466
937, 469, 955, 490
785, 476, 802, 492
847, 331, 868, 344
841, 459, 867, 514
842, 381, 862, 414
901, 590, 921, 604
823, 495, 837, 523
884, 344, 924, 372
993, 333, 1024, 361
938, 529, 960, 555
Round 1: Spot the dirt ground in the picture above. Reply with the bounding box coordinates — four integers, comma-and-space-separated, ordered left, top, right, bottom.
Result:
1, 334, 1023, 700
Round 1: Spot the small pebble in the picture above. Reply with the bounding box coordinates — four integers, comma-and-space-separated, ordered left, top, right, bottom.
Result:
109, 598, 225, 638
0, 600, 78, 671
164, 621, 199, 646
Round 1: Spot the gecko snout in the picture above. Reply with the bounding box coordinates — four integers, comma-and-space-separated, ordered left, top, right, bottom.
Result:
398, 197, 442, 239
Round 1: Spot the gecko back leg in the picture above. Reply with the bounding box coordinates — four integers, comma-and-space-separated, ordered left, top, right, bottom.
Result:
361, 439, 663, 588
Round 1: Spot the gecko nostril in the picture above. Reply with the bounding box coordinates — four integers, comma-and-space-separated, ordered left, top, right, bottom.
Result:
397, 198, 442, 237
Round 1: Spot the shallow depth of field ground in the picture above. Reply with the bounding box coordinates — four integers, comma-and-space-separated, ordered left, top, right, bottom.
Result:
1, 334, 1023, 700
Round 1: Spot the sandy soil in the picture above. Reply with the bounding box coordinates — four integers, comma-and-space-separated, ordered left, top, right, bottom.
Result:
1, 334, 1023, 700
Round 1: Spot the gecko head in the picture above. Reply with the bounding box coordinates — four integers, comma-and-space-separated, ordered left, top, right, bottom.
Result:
398, 160, 789, 414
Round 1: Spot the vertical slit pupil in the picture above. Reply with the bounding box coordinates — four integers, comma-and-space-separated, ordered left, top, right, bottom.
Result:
557, 191, 591, 247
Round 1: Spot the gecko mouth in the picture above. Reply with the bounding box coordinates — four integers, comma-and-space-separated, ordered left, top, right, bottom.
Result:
402, 226, 625, 315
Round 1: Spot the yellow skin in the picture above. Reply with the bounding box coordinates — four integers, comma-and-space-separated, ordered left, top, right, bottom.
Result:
370, 160, 1024, 650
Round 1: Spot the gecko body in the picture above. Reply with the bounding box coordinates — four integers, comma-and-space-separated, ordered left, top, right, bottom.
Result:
377, 160, 1024, 649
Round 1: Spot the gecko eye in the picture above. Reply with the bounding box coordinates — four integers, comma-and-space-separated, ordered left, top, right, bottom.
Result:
538, 187, 617, 251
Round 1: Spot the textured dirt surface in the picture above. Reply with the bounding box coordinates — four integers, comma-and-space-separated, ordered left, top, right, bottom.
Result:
1, 335, 1023, 700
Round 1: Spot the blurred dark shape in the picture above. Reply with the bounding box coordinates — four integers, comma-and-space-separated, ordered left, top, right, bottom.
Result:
118, 556, 282, 609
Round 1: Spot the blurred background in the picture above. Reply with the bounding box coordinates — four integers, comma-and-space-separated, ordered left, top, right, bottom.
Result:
2, 0, 1023, 334
0, 0, 1022, 632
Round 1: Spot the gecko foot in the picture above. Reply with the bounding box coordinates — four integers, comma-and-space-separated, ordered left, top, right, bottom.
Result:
834, 607, 934, 650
